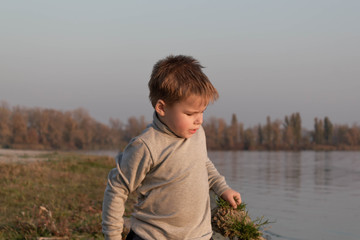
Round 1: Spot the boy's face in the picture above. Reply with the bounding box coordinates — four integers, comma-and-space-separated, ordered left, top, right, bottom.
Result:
156, 95, 208, 139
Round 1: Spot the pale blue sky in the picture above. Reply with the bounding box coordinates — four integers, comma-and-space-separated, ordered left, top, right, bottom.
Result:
1, 0, 359, 129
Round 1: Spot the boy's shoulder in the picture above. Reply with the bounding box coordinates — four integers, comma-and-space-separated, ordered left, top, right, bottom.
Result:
135, 122, 171, 146
127, 123, 175, 163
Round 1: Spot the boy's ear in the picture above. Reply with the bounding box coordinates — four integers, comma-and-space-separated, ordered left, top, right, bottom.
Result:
155, 99, 166, 117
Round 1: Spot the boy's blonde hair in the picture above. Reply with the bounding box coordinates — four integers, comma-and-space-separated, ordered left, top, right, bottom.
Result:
148, 55, 219, 107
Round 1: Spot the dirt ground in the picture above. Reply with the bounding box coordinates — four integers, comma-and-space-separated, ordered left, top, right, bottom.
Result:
0, 149, 54, 163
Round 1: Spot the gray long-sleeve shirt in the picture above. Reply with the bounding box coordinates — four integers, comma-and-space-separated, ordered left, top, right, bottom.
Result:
102, 113, 230, 240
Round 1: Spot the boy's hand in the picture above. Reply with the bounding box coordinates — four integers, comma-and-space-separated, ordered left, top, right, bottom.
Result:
221, 189, 242, 209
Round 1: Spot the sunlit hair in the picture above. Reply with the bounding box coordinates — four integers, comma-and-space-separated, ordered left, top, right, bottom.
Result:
148, 55, 219, 108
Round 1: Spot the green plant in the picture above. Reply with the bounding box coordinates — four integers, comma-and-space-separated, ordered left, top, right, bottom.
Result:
212, 197, 272, 240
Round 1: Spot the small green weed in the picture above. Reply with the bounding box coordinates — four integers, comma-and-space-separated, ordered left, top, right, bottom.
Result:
216, 196, 247, 211
212, 197, 273, 240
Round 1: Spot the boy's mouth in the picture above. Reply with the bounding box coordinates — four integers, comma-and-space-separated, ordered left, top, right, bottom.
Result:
189, 129, 198, 134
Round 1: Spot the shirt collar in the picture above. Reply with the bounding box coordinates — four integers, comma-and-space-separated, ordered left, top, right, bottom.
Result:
152, 112, 179, 138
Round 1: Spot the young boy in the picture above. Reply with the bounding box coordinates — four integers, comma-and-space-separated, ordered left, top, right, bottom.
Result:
102, 55, 241, 240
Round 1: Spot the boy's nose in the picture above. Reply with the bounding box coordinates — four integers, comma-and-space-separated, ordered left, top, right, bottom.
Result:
195, 114, 203, 125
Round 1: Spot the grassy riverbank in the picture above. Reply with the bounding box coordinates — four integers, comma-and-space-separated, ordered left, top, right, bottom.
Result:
0, 150, 134, 239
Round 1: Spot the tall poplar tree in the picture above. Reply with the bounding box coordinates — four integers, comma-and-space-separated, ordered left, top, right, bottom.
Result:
229, 114, 239, 149
323, 117, 333, 144
314, 118, 324, 144
0, 102, 11, 147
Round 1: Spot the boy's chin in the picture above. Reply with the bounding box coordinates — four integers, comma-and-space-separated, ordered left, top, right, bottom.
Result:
182, 133, 195, 139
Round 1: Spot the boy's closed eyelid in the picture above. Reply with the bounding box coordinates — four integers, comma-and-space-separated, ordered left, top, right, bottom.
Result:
185, 111, 205, 116
186, 107, 207, 115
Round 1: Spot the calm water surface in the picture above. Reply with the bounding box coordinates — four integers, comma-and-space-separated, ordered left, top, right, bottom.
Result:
209, 151, 360, 240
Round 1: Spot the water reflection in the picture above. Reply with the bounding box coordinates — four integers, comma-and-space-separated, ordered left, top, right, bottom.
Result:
208, 151, 360, 240
314, 151, 333, 188
283, 152, 301, 200
230, 151, 238, 181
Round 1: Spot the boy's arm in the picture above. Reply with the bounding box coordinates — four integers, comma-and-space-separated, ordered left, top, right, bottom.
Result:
102, 139, 152, 240
206, 158, 230, 196
102, 166, 127, 240
206, 158, 241, 208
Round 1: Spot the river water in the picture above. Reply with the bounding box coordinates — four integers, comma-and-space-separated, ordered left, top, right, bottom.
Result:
209, 151, 360, 240
89, 150, 360, 240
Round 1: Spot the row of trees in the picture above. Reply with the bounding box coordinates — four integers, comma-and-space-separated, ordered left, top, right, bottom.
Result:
1, 102, 360, 151
0, 102, 145, 150
204, 113, 360, 150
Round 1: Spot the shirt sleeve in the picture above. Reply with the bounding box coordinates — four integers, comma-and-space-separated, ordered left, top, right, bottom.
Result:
102, 137, 153, 240
206, 157, 230, 196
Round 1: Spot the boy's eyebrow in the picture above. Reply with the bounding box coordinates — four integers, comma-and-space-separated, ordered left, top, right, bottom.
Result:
187, 106, 208, 113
